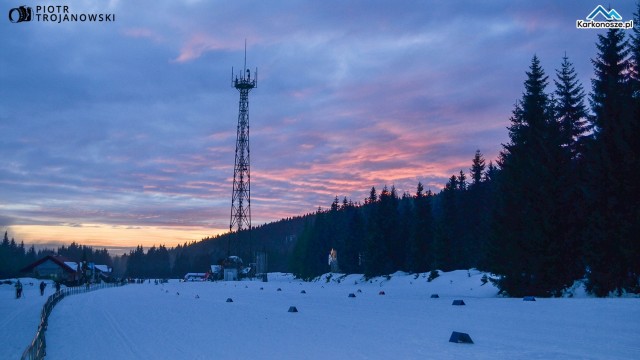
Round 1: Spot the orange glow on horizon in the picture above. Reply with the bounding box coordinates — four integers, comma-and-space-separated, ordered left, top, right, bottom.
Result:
9, 224, 228, 254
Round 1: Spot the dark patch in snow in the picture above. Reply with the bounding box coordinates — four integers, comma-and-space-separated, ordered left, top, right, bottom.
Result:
449, 331, 473, 344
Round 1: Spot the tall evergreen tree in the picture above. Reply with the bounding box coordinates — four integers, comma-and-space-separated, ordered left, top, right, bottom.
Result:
585, 28, 639, 295
457, 170, 467, 191
552, 54, 591, 294
342, 204, 365, 274
330, 196, 340, 212
436, 175, 458, 271
489, 56, 574, 297
126, 245, 145, 278
366, 187, 377, 205
554, 54, 589, 159
363, 196, 384, 277
483, 161, 498, 182
631, 3, 640, 86
408, 183, 434, 273
469, 150, 486, 187
467, 150, 490, 268
397, 191, 413, 272
380, 186, 402, 271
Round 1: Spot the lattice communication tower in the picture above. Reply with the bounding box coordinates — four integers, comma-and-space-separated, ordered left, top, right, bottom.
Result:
228, 46, 257, 256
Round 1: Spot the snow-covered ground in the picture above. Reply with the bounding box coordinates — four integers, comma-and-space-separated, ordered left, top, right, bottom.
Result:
3, 271, 640, 359
0, 278, 52, 359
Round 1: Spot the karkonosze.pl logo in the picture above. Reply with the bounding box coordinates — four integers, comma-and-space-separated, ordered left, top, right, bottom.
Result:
576, 5, 634, 29
8, 5, 115, 24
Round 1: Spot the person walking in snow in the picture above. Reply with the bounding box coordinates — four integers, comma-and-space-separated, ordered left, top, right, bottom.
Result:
39, 281, 46, 296
15, 280, 23, 299
55, 281, 61, 292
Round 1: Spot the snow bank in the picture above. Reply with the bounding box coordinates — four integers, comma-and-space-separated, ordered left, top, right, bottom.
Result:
3, 272, 638, 359
34, 271, 638, 359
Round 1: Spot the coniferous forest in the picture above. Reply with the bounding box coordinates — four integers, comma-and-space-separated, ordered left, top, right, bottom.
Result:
2, 25, 639, 297
291, 26, 640, 297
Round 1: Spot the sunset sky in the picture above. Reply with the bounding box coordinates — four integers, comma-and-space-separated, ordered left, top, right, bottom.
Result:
1, 1, 637, 253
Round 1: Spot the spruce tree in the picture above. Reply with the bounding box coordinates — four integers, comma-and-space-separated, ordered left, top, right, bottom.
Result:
398, 191, 413, 272
467, 150, 490, 268
489, 56, 573, 297
409, 183, 433, 273
436, 175, 458, 271
590, 29, 631, 134
342, 204, 365, 274
552, 54, 591, 292
364, 190, 387, 278
629, 6, 640, 291
330, 196, 340, 212
631, 4, 640, 86
585, 28, 639, 295
457, 170, 467, 191
483, 161, 498, 182
380, 186, 401, 272
554, 54, 589, 159
470, 150, 486, 187
366, 187, 377, 204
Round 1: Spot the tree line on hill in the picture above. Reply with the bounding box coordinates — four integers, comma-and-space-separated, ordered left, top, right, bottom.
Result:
3, 22, 639, 297
0, 214, 310, 281
119, 214, 310, 279
0, 232, 113, 279
291, 24, 640, 297
289, 158, 496, 281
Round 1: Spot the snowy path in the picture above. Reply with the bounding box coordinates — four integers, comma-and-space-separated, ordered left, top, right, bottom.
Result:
0, 279, 51, 359
41, 272, 640, 359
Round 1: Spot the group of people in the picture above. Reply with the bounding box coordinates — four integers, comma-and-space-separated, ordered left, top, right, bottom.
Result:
14, 279, 62, 299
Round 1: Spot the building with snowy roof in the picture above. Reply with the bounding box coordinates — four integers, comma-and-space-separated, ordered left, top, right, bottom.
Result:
88, 263, 113, 282
20, 255, 81, 284
21, 255, 113, 284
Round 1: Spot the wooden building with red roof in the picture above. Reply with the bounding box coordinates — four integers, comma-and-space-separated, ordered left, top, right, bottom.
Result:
20, 255, 81, 284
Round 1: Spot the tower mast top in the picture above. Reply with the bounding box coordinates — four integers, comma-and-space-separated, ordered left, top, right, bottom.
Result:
232, 40, 257, 90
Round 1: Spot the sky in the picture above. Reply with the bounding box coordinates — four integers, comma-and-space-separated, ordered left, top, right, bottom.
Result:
1, 0, 637, 253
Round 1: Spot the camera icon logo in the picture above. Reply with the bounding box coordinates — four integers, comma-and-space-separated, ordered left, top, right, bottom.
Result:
8, 5, 32, 23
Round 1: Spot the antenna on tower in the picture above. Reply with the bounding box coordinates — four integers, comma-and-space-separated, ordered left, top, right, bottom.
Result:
244, 39, 247, 73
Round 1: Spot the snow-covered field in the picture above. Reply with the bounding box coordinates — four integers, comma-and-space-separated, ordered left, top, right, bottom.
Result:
2, 271, 640, 359
0, 278, 51, 359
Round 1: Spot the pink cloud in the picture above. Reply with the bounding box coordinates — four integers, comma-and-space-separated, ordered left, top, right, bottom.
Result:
173, 33, 231, 63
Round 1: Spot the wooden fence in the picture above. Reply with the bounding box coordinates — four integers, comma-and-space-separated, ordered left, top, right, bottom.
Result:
20, 282, 126, 360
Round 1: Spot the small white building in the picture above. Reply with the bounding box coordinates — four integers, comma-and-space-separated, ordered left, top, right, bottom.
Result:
223, 268, 238, 281
88, 263, 112, 281
222, 256, 243, 281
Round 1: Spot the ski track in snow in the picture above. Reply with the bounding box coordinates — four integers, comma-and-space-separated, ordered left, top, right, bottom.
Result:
0, 279, 51, 359
3, 272, 640, 359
